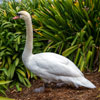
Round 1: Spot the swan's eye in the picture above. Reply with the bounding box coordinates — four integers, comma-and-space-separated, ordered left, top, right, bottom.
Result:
16, 13, 21, 16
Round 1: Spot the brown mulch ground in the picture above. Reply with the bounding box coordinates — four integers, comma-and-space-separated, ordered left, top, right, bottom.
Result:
6, 72, 100, 100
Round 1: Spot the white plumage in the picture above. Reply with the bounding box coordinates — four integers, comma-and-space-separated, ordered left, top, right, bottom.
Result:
24, 52, 95, 88
13, 11, 96, 92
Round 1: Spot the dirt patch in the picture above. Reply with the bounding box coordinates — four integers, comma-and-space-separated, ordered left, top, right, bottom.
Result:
6, 72, 100, 100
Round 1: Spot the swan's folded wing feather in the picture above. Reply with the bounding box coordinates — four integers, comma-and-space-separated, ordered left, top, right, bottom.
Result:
30, 53, 83, 77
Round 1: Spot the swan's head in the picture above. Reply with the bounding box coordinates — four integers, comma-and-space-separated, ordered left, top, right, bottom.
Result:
13, 11, 31, 20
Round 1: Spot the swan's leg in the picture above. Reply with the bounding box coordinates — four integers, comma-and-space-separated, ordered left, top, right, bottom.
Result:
56, 83, 65, 87
33, 83, 48, 93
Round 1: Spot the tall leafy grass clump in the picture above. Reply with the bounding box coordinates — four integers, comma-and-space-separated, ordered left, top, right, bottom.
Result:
0, 0, 43, 95
35, 0, 100, 71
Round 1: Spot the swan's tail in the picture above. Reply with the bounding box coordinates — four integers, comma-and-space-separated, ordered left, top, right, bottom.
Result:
61, 76, 96, 88
74, 77, 96, 88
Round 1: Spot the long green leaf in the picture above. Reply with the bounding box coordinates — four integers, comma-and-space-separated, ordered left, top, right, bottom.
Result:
0, 80, 11, 85
0, 96, 15, 100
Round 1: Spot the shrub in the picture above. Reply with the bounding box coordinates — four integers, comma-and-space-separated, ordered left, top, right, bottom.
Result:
0, 0, 43, 95
34, 0, 100, 71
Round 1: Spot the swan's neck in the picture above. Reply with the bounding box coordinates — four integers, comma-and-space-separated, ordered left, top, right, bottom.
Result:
23, 18, 33, 57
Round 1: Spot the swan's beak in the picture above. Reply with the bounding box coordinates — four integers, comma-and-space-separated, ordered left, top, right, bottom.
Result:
13, 16, 20, 19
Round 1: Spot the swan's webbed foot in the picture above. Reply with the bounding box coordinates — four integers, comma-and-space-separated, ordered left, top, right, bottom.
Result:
33, 83, 48, 93
33, 86, 45, 93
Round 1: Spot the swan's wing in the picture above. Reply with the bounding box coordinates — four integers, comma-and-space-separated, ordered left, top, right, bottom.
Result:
29, 52, 83, 77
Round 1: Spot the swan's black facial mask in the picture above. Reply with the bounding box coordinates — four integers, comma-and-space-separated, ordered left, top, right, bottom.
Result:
16, 13, 21, 17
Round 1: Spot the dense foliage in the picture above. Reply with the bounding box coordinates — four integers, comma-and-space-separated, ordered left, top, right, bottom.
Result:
35, 0, 100, 72
0, 0, 100, 97
0, 0, 42, 95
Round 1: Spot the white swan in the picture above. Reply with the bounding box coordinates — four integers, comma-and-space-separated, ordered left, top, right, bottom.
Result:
13, 11, 96, 92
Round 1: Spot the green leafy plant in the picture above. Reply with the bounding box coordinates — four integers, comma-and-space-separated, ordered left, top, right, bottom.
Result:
34, 0, 100, 71
0, 0, 43, 96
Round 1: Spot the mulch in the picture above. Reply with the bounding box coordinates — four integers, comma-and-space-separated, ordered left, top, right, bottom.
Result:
6, 72, 100, 100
